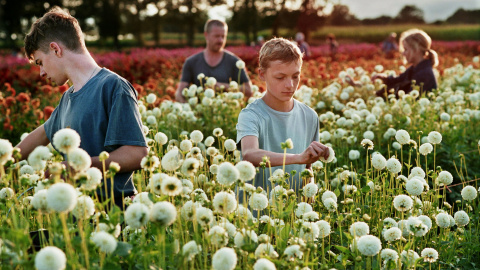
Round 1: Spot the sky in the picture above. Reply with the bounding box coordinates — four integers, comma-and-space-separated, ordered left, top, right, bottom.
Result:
339, 0, 479, 23
208, 0, 479, 23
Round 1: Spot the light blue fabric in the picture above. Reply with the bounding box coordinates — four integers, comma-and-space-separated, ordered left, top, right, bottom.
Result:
44, 68, 147, 201
236, 98, 319, 193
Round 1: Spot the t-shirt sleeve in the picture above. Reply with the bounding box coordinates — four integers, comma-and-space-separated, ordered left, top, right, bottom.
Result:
104, 82, 147, 150
180, 57, 193, 84
313, 117, 320, 142
236, 109, 259, 145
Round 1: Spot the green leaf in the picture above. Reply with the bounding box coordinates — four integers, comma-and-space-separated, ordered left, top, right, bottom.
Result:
114, 242, 133, 257
335, 245, 350, 254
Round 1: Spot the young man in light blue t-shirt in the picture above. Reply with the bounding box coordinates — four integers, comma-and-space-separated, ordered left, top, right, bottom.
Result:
236, 38, 330, 194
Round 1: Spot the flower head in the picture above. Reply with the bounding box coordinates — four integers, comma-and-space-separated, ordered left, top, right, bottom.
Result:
125, 202, 150, 229
150, 201, 177, 226
52, 128, 81, 154
91, 231, 117, 254
213, 191, 237, 213
421, 248, 438, 263
395, 130, 410, 145
0, 139, 13, 165
212, 247, 237, 270
35, 246, 66, 270
253, 258, 276, 270
217, 162, 239, 186
249, 193, 268, 211
68, 148, 91, 171
461, 185, 477, 201
393, 195, 413, 212
46, 183, 78, 213
236, 161, 256, 182
427, 131, 442, 144
72, 195, 95, 219
357, 235, 382, 256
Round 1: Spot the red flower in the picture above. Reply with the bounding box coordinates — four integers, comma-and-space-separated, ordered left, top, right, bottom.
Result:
5, 96, 15, 107
57, 84, 69, 93
16, 92, 31, 103
43, 106, 55, 120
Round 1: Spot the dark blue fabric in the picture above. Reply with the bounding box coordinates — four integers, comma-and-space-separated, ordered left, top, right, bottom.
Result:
377, 59, 437, 97
44, 68, 147, 200
180, 51, 250, 86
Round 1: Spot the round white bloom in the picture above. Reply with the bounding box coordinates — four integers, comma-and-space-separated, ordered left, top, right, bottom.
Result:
421, 248, 438, 263
316, 220, 331, 238
295, 202, 313, 218
125, 202, 150, 229
440, 112, 450, 121
68, 148, 91, 171
383, 218, 398, 229
181, 157, 199, 177
32, 189, 49, 211
419, 143, 433, 155
150, 201, 177, 226
234, 229, 258, 249
28, 146, 52, 171
427, 131, 442, 144
204, 136, 215, 147
217, 162, 239, 186
357, 235, 382, 256
72, 195, 95, 219
52, 128, 81, 154
183, 240, 202, 261
180, 140, 193, 152
212, 247, 237, 270
381, 248, 399, 262
418, 215, 432, 230
209, 226, 228, 246
35, 246, 66, 270
371, 153, 386, 170
249, 193, 269, 211
236, 60, 245, 69
190, 130, 204, 143
299, 222, 320, 241
83, 167, 102, 191
437, 171, 453, 185
409, 167, 425, 179
461, 185, 477, 201
435, 213, 451, 228
350, 222, 369, 237
323, 198, 337, 212
161, 147, 182, 171
213, 127, 223, 137
255, 244, 278, 259
224, 139, 237, 152
146, 93, 157, 104
386, 157, 402, 174
395, 129, 410, 145
393, 195, 413, 212
401, 250, 420, 266
321, 191, 337, 203
318, 147, 335, 163
20, 164, 35, 175
133, 192, 153, 207
154, 132, 168, 145
383, 227, 401, 242
303, 182, 318, 198
46, 183, 77, 213
406, 178, 424, 196
363, 131, 374, 140
161, 176, 183, 196
0, 187, 14, 200
205, 88, 215, 98
392, 142, 401, 150
0, 139, 13, 165
348, 150, 360, 160
213, 191, 237, 213
454, 210, 470, 226
253, 258, 276, 270
91, 231, 117, 254
196, 206, 214, 227
236, 161, 256, 182
284, 245, 303, 261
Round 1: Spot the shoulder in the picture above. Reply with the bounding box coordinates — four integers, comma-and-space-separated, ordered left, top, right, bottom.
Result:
223, 50, 241, 61
294, 99, 317, 116
185, 51, 204, 63
98, 69, 138, 98
239, 99, 265, 119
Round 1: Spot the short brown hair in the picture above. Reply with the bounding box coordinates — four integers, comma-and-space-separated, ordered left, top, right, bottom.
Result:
204, 19, 227, 33
259, 37, 303, 71
24, 6, 85, 61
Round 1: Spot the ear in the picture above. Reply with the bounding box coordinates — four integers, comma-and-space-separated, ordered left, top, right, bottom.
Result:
49, 42, 62, 57
258, 68, 266, 81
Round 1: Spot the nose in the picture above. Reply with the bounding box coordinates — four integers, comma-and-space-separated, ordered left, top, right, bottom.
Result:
40, 67, 46, 78
285, 78, 294, 89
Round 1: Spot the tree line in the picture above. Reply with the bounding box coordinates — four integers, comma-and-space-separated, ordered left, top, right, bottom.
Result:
0, 0, 478, 50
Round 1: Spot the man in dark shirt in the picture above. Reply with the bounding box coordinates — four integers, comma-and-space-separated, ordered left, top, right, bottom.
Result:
175, 20, 252, 103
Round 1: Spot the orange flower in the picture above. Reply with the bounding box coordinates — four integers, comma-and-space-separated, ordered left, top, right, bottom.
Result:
57, 85, 69, 93
31, 98, 41, 109
5, 96, 15, 107
133, 83, 144, 94
166, 86, 176, 98
35, 109, 44, 120
16, 92, 31, 103
43, 106, 55, 120
41, 85, 53, 94
22, 104, 31, 113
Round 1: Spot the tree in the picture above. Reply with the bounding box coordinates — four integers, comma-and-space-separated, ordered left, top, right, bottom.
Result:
446, 8, 480, 24
328, 4, 358, 26
296, 0, 327, 41
394, 5, 424, 24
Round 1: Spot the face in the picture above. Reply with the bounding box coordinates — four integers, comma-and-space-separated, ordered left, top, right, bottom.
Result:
33, 47, 68, 85
260, 60, 301, 103
402, 41, 422, 65
205, 26, 227, 53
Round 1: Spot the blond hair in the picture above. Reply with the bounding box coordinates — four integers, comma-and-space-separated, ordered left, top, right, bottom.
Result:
399, 29, 438, 67
24, 6, 85, 61
259, 37, 303, 71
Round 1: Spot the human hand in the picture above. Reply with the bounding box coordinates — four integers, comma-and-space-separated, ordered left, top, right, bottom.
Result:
298, 141, 329, 164
175, 90, 187, 103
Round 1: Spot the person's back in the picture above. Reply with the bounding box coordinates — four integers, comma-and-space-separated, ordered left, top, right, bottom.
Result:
236, 37, 330, 196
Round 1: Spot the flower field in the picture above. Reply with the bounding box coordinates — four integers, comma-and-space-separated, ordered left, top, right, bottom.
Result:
1, 42, 480, 269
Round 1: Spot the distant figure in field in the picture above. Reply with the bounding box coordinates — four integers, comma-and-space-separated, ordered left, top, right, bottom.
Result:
326, 33, 338, 60
175, 19, 252, 103
348, 29, 438, 98
295, 32, 311, 58
382, 32, 399, 58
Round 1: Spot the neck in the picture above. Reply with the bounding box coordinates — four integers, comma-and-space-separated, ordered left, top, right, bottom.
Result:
204, 48, 223, 57
262, 94, 294, 112
64, 51, 99, 92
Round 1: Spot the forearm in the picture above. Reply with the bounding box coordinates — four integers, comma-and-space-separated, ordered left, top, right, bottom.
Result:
15, 125, 50, 160
242, 148, 303, 167
90, 145, 148, 173
241, 82, 253, 98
